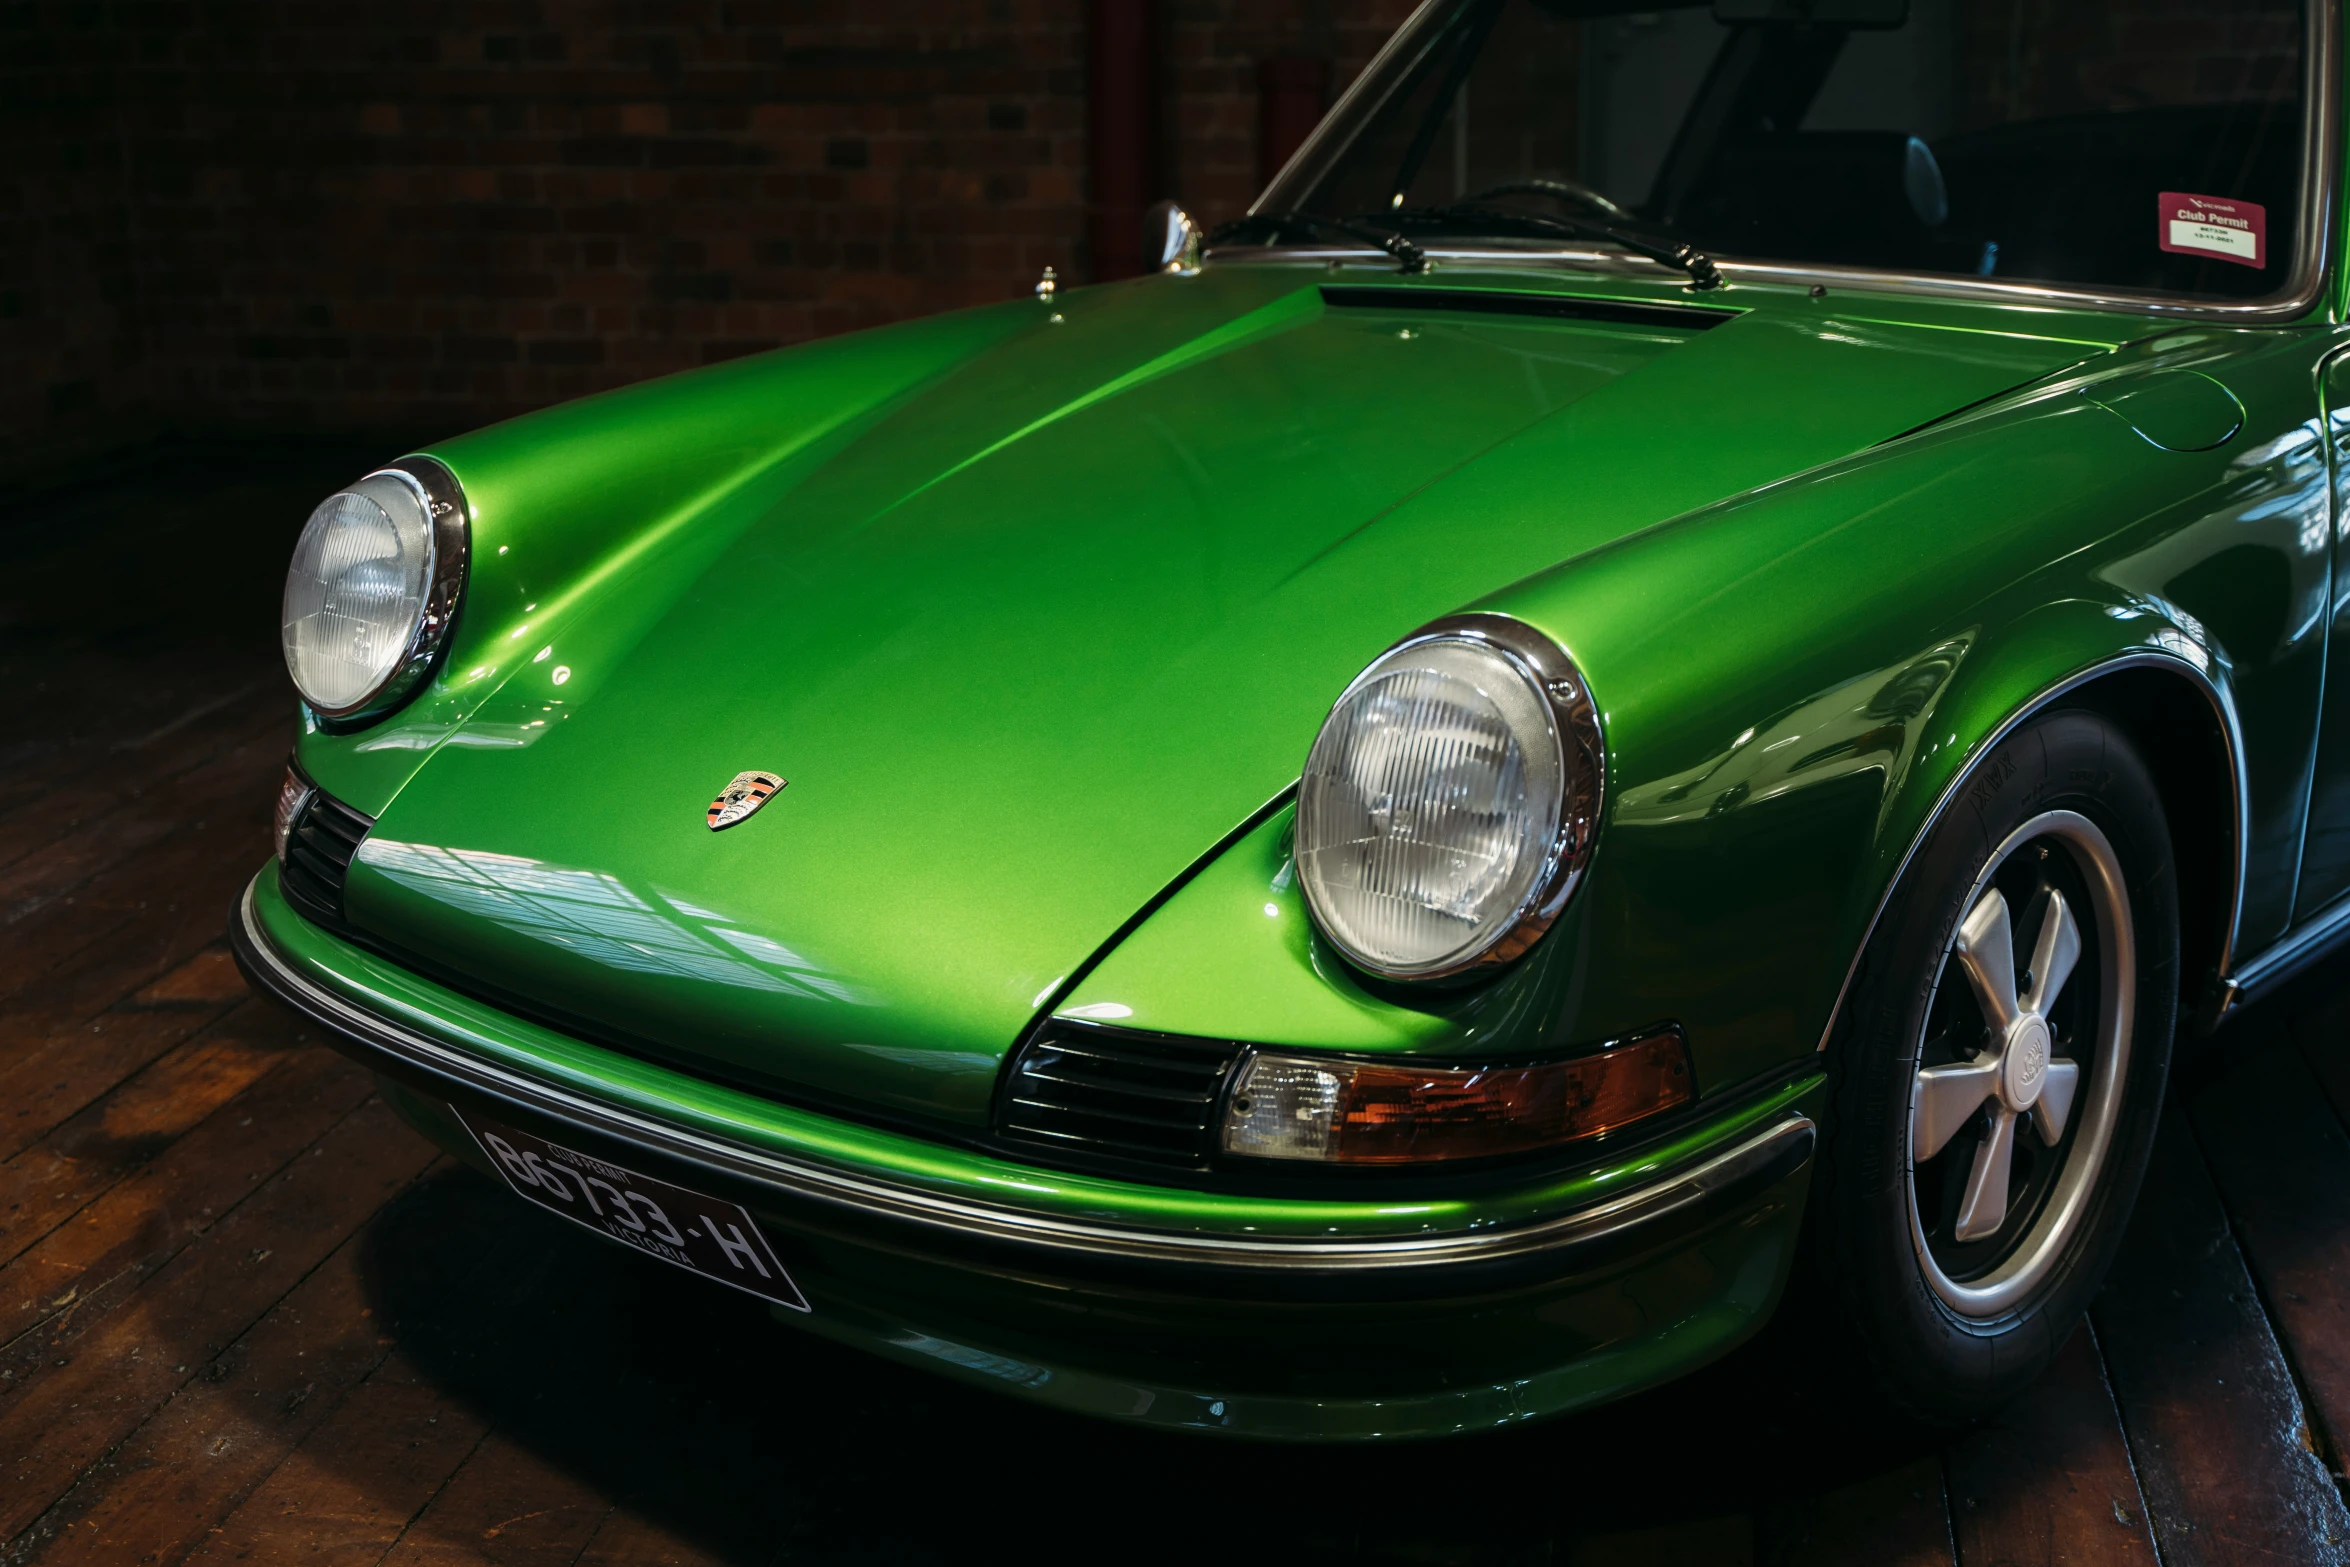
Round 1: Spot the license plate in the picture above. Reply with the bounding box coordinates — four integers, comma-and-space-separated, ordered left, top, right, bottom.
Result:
457, 1107, 810, 1312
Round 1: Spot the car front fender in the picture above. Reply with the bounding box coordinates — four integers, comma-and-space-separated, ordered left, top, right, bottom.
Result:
1062, 376, 2290, 1100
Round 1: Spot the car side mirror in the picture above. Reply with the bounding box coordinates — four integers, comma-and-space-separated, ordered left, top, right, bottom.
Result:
1143, 201, 1203, 276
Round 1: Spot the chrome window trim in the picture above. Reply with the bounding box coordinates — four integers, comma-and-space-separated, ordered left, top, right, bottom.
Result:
1815, 648, 2249, 1055
1298, 612, 1606, 982
233, 876, 1810, 1277
304, 455, 472, 726
1239, 0, 2337, 326
1253, 0, 1449, 212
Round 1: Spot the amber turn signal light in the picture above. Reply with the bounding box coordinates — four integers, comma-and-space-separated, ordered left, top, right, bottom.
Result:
1219, 1029, 1694, 1164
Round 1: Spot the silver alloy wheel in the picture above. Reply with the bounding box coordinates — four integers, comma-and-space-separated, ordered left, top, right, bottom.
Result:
1906, 809, 2135, 1319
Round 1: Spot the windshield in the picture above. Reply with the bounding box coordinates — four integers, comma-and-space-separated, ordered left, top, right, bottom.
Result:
1245, 0, 2313, 303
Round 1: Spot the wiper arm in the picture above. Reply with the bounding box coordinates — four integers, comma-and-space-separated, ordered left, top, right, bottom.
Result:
1398, 202, 1725, 292
1221, 201, 1719, 291
1469, 178, 1629, 220
1466, 181, 1725, 283
1215, 210, 1431, 275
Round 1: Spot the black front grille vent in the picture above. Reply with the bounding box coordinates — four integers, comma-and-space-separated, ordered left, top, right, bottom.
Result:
1320, 285, 1736, 333
998, 1023, 1242, 1169
280, 788, 374, 926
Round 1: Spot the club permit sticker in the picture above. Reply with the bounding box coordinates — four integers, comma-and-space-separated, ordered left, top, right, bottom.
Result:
2159, 192, 2266, 269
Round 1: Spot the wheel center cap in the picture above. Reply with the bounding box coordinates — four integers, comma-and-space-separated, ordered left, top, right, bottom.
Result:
2003, 1014, 2051, 1110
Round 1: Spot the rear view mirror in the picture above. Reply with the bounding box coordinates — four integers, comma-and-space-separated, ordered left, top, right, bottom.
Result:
1713, 0, 1907, 24
1143, 201, 1204, 275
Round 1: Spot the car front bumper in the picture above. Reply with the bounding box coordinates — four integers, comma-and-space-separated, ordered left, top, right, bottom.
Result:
232, 864, 1820, 1441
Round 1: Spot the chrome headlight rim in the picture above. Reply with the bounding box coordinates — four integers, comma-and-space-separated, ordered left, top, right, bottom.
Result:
1297, 612, 1606, 983
290, 455, 472, 727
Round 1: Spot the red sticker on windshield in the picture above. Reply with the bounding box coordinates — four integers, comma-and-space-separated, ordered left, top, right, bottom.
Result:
2159, 192, 2265, 268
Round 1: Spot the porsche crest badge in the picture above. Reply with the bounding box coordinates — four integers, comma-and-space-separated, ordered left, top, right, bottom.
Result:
707, 770, 786, 831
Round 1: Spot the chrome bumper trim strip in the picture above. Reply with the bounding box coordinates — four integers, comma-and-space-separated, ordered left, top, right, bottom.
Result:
234, 877, 1812, 1277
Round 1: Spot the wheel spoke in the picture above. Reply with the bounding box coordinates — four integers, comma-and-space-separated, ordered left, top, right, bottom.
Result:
1913, 1058, 2002, 1161
1952, 1107, 2019, 1242
2022, 887, 2082, 1016
1954, 889, 2022, 1033
2033, 1059, 2080, 1146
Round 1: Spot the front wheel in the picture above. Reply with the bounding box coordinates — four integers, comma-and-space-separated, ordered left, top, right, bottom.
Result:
1805, 708, 2179, 1426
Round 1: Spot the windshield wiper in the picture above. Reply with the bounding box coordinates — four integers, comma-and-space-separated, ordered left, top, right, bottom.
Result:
1218, 201, 1719, 291
1469, 178, 1630, 220
1395, 202, 1725, 293
1214, 210, 1431, 275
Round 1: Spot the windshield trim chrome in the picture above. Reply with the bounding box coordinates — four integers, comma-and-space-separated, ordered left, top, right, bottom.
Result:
1254, 0, 1450, 210
1246, 0, 2336, 326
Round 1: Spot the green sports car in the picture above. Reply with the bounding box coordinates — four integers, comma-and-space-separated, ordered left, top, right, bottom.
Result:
234, 0, 2341, 1439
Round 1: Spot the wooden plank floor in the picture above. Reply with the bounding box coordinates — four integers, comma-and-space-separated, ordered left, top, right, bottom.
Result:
8, 449, 2350, 1565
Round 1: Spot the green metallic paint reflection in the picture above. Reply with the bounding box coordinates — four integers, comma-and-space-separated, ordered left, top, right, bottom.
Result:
771, 1174, 1807, 1443
337, 272, 1706, 1119
1065, 318, 2337, 1092
2089, 335, 2331, 947
253, 248, 2350, 1435
2296, 350, 2350, 916
1504, 327, 2331, 1080
277, 243, 2350, 1173
1504, 340, 2312, 1085
300, 305, 1041, 814
375, 1060, 1812, 1442
1062, 804, 1458, 1053
304, 265, 2124, 1117
1064, 802, 1496, 1053
259, 861, 1820, 1240
2091, 369, 2248, 452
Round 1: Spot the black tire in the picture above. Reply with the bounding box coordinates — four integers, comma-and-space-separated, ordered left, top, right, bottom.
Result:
1802, 707, 2179, 1427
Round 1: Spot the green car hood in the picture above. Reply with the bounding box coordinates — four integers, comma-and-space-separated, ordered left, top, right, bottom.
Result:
335, 265, 2112, 1128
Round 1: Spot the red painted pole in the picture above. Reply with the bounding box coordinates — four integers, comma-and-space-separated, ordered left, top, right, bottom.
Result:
1087, 0, 1158, 281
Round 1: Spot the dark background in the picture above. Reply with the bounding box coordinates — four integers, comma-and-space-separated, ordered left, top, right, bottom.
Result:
5, 7, 2349, 1563
2, 0, 1414, 490
3, 0, 2300, 497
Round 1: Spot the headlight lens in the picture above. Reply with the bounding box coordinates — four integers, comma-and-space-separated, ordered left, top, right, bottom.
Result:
282, 463, 467, 718
1295, 617, 1602, 980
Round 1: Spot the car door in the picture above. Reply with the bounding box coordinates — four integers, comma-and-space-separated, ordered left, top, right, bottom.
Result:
2289, 347, 2350, 924
2094, 332, 2336, 962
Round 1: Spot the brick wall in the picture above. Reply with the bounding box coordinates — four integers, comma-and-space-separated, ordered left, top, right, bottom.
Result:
1166, 0, 1415, 225
4, 4, 150, 481
1, 0, 1413, 487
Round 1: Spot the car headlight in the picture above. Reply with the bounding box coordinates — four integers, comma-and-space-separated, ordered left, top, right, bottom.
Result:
281, 458, 470, 720
1295, 614, 1603, 980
